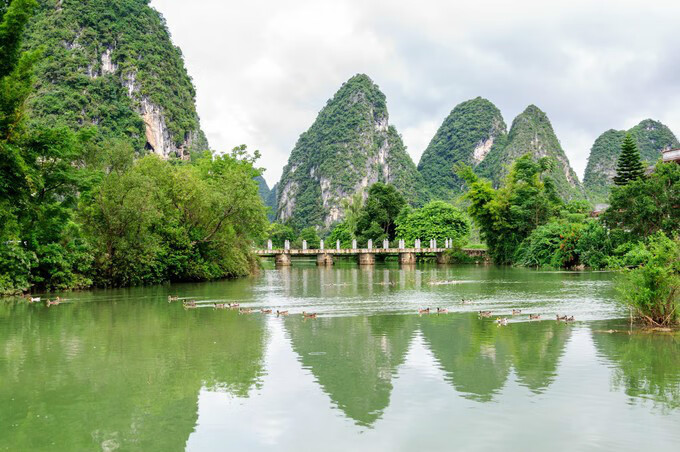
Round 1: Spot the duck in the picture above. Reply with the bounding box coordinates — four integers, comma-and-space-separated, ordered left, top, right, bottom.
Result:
496, 317, 508, 326
260, 308, 273, 314
478, 310, 492, 318
529, 314, 541, 320
418, 307, 431, 315
556, 315, 567, 321
26, 295, 41, 303
183, 300, 197, 309
214, 303, 226, 309
461, 299, 472, 305
302, 311, 317, 319
566, 316, 575, 322
46, 299, 60, 307
239, 308, 253, 315
168, 295, 179, 302
276, 310, 289, 316
436, 307, 448, 314
512, 309, 522, 315
228, 303, 240, 309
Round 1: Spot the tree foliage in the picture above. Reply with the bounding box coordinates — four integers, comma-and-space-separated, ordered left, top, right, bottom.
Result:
395, 201, 470, 245
602, 162, 680, 239
80, 147, 267, 286
355, 183, 406, 245
616, 232, 680, 326
457, 154, 564, 264
613, 133, 645, 186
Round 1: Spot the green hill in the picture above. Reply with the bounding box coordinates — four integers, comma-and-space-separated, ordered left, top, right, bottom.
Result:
478, 105, 584, 200
417, 97, 507, 200
276, 74, 422, 229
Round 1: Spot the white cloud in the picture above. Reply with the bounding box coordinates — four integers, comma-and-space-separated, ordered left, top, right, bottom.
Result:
151, 0, 680, 187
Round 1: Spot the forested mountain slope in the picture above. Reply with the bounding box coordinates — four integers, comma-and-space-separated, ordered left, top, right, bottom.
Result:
23, 0, 209, 157
276, 74, 422, 229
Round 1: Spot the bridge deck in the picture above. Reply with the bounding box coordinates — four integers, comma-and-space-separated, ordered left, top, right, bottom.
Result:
254, 248, 486, 257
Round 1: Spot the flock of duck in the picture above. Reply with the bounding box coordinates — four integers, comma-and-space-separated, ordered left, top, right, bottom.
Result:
24, 295, 63, 307
170, 296, 318, 318
170, 295, 575, 324
417, 299, 575, 326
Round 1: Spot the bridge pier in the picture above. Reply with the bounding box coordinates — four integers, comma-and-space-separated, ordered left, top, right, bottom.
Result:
436, 252, 451, 265
275, 253, 291, 266
358, 253, 375, 266
399, 252, 416, 265
317, 253, 334, 266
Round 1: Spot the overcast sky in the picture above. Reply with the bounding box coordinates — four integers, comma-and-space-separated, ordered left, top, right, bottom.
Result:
151, 0, 680, 187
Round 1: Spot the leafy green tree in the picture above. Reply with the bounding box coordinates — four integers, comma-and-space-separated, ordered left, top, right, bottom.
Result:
457, 155, 563, 264
267, 223, 295, 249
295, 227, 320, 249
1, 0, 96, 293
395, 201, 470, 245
603, 162, 680, 239
80, 147, 267, 286
613, 134, 645, 186
616, 232, 680, 326
355, 183, 406, 245
340, 191, 364, 240
327, 222, 353, 248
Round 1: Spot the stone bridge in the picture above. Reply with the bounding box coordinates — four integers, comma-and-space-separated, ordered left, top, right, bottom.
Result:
255, 239, 488, 266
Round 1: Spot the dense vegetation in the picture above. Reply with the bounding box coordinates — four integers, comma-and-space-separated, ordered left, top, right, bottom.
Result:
583, 119, 679, 203
276, 74, 422, 230
477, 105, 585, 200
417, 97, 507, 200
395, 201, 470, 246
0, 3, 266, 294
22, 0, 209, 155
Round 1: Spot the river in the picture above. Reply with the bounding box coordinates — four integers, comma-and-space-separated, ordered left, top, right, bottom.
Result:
1, 263, 679, 451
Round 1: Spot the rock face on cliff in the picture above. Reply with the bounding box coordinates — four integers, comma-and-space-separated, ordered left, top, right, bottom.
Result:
276, 74, 422, 229
583, 119, 679, 202
417, 97, 507, 200
477, 105, 584, 200
24, 0, 208, 158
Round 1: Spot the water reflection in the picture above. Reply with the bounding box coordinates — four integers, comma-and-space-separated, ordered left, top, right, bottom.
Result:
419, 314, 570, 401
1, 266, 679, 451
284, 314, 418, 426
0, 300, 267, 451
591, 321, 680, 411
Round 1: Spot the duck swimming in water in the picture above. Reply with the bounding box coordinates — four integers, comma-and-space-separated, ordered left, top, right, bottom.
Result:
479, 310, 492, 318
276, 310, 289, 316
436, 307, 448, 314
529, 314, 541, 320
302, 311, 317, 319
418, 307, 431, 315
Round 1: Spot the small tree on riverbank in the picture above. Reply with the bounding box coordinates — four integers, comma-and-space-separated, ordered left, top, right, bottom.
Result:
617, 233, 680, 327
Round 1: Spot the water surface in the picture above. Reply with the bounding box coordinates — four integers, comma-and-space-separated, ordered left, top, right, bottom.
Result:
1, 264, 678, 451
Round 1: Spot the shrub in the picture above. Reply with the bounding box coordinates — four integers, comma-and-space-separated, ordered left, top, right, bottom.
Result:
616, 233, 680, 326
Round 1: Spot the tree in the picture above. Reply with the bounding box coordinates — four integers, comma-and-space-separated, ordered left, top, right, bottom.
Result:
395, 201, 470, 246
355, 183, 406, 245
457, 155, 563, 264
296, 227, 320, 249
603, 162, 680, 240
340, 191, 363, 240
267, 223, 295, 249
327, 222, 353, 248
613, 133, 645, 186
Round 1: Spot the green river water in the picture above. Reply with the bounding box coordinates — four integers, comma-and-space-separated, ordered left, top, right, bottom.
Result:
1, 263, 679, 451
